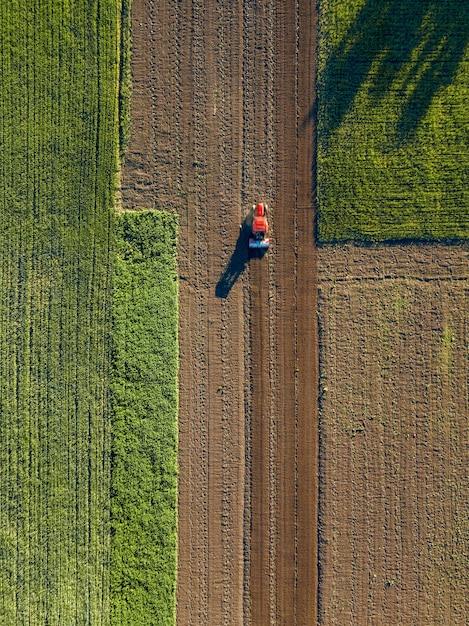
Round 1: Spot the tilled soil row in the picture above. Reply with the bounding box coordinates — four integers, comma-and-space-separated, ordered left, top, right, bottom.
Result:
123, 0, 318, 624
175, 3, 246, 622
242, 2, 276, 622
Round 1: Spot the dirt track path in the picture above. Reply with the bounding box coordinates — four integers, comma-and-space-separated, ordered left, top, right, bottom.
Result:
122, 1, 318, 623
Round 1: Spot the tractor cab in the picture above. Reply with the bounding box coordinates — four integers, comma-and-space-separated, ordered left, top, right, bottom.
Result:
249, 203, 270, 250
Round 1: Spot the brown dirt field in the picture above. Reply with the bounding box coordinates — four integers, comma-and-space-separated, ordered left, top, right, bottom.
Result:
122, 1, 318, 624
318, 244, 469, 625
120, 2, 469, 624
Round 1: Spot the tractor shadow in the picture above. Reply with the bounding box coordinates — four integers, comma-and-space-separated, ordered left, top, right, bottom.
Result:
215, 216, 267, 298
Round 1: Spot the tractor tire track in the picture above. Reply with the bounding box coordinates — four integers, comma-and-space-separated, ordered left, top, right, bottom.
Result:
245, 1, 318, 623
241, 1, 276, 623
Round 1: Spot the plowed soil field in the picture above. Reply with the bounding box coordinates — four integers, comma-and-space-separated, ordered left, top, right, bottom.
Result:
122, 1, 318, 624
121, 1, 469, 624
318, 244, 469, 625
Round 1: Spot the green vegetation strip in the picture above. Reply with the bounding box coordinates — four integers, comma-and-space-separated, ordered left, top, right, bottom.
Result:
111, 211, 178, 626
0, 0, 120, 622
317, 0, 469, 242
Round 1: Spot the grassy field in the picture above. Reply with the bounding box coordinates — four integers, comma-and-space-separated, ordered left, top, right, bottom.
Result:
317, 0, 469, 242
0, 1, 119, 622
111, 212, 178, 625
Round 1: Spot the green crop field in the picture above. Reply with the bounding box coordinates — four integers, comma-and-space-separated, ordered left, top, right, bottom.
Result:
317, 0, 469, 242
111, 211, 178, 625
0, 1, 119, 622
0, 2, 179, 624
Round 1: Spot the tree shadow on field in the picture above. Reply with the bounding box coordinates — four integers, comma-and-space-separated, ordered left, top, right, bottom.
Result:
216, 217, 258, 298
322, 0, 469, 143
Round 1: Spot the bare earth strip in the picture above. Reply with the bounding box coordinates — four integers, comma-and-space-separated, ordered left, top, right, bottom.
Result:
318, 244, 469, 625
122, 0, 318, 624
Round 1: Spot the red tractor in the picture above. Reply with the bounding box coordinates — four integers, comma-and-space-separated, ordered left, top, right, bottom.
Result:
249, 202, 270, 251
